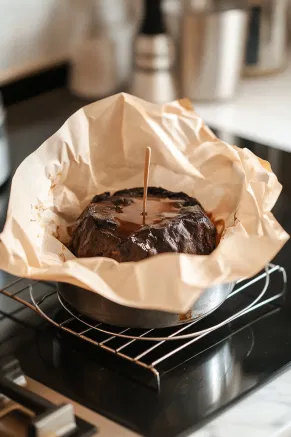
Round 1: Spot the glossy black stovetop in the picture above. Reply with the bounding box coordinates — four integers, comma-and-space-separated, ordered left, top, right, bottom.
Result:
1, 90, 291, 437
0, 264, 290, 437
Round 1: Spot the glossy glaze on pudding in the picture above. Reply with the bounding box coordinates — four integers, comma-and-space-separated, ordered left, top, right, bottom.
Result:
70, 187, 217, 262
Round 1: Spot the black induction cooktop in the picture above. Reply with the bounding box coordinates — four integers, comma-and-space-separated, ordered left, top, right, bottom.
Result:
1, 89, 291, 437
0, 263, 290, 437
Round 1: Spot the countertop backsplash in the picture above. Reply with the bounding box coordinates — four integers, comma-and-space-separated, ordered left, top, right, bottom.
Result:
0, 0, 142, 86
0, 0, 290, 86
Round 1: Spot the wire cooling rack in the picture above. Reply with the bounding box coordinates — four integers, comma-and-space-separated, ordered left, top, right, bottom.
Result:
0, 263, 287, 388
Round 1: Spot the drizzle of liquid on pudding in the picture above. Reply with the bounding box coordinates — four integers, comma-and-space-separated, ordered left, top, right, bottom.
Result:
112, 197, 181, 237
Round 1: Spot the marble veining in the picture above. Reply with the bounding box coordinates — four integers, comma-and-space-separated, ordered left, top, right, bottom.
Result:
192, 366, 291, 437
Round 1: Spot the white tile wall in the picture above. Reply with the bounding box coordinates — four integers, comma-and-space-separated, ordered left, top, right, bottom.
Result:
0, 0, 141, 85
0, 0, 81, 84
1, 0, 290, 86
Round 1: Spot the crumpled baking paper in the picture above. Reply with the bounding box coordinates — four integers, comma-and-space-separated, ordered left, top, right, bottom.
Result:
0, 93, 288, 313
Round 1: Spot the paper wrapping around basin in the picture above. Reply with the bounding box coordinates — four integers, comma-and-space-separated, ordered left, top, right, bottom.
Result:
0, 93, 289, 313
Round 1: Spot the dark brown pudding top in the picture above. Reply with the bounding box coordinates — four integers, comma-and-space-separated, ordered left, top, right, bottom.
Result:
100, 197, 181, 237
70, 187, 217, 262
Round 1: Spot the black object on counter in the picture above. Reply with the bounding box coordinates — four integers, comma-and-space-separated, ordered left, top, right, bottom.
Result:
245, 6, 261, 66
140, 0, 166, 35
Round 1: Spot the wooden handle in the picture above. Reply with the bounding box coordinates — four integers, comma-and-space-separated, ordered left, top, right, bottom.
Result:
143, 147, 151, 225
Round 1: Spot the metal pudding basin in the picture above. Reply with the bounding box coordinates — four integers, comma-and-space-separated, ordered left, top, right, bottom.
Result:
57, 281, 235, 329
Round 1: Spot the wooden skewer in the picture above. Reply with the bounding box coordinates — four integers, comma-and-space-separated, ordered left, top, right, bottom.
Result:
142, 146, 151, 225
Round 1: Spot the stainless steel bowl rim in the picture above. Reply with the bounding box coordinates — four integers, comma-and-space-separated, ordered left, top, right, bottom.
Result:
57, 281, 235, 329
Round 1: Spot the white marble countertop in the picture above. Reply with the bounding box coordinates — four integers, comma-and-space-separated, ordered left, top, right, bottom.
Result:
192, 366, 291, 437
195, 55, 291, 153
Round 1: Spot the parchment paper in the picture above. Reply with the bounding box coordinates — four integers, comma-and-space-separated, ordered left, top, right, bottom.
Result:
0, 93, 288, 312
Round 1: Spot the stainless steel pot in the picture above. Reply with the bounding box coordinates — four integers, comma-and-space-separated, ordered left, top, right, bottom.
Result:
57, 281, 234, 329
179, 0, 248, 101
